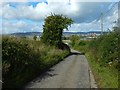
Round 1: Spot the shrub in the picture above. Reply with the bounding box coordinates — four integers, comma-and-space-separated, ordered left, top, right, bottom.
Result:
70, 27, 119, 88
33, 35, 37, 40
71, 27, 119, 68
2, 36, 69, 88
97, 29, 119, 67
69, 35, 80, 47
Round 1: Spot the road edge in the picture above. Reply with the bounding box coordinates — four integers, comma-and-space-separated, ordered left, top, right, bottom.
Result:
89, 67, 98, 88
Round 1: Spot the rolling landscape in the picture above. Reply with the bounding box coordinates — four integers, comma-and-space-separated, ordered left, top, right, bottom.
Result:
1, 0, 119, 89
8, 31, 107, 37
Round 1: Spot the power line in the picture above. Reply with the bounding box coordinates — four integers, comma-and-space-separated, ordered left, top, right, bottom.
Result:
97, 2, 118, 21
68, 0, 71, 5
100, 13, 103, 35
103, 2, 118, 17
97, 2, 118, 34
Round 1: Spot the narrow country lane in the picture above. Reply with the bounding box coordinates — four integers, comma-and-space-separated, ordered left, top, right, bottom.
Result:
25, 50, 97, 88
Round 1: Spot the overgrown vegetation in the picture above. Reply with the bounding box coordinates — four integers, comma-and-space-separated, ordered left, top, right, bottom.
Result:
2, 36, 69, 88
33, 35, 37, 40
70, 27, 119, 88
2, 14, 72, 88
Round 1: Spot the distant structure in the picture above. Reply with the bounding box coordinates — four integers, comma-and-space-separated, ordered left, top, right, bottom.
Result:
68, 0, 71, 5
100, 13, 103, 35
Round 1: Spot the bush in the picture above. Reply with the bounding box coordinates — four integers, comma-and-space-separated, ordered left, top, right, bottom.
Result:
33, 35, 37, 40
2, 36, 69, 88
71, 27, 119, 68
70, 28, 119, 88
89, 29, 118, 68
69, 35, 80, 47
78, 40, 86, 46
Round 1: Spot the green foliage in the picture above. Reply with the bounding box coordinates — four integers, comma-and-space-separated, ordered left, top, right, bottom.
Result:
33, 35, 37, 40
97, 31, 118, 66
71, 27, 119, 68
86, 52, 118, 88
89, 28, 119, 68
78, 40, 86, 46
62, 36, 70, 40
41, 14, 73, 47
69, 35, 80, 46
2, 36, 69, 88
70, 27, 119, 88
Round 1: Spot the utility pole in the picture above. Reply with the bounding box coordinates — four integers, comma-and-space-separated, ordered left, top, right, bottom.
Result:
100, 13, 103, 35
68, 0, 71, 5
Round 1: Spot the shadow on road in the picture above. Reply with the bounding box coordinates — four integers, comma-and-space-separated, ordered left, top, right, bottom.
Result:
24, 68, 58, 89
24, 50, 85, 89
64, 51, 85, 59
32, 69, 58, 83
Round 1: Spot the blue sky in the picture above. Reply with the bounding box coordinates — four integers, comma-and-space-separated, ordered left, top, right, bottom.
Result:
0, 0, 119, 34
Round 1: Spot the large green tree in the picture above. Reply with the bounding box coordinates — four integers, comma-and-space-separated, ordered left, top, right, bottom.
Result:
41, 14, 73, 48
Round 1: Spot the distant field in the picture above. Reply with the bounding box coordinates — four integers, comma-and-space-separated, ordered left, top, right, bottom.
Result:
62, 40, 71, 44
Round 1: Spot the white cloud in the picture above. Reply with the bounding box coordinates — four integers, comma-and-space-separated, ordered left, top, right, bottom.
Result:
2, 2, 81, 21
2, 2, 116, 23
48, 0, 119, 2
1, 0, 119, 3
68, 20, 100, 32
2, 20, 43, 34
68, 7, 118, 32
1, 0, 27, 2
1, 1, 118, 34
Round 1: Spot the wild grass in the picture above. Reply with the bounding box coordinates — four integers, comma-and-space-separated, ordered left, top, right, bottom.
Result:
2, 36, 69, 88
86, 52, 118, 88
70, 29, 119, 88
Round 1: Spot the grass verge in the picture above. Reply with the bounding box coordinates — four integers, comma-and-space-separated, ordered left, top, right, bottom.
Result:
70, 29, 119, 88
72, 45, 118, 88
86, 52, 118, 88
2, 36, 70, 88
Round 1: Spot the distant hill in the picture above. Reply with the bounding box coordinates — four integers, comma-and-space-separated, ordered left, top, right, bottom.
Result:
63, 31, 107, 35
9, 31, 107, 37
10, 32, 42, 37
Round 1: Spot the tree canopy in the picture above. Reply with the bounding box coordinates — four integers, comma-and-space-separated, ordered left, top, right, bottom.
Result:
41, 14, 73, 48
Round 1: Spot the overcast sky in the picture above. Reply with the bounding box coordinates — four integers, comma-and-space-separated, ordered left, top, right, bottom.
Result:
0, 0, 119, 34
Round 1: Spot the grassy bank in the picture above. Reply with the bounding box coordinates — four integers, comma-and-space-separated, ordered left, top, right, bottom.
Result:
86, 52, 118, 88
70, 28, 119, 88
2, 36, 69, 88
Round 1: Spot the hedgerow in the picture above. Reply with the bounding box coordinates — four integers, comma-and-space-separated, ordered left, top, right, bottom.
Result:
70, 27, 119, 68
2, 36, 69, 88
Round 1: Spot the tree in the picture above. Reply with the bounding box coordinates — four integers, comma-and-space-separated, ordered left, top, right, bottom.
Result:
70, 35, 80, 46
41, 14, 73, 48
33, 35, 37, 41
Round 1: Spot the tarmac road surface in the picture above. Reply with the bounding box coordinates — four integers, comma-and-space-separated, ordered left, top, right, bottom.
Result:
25, 50, 97, 88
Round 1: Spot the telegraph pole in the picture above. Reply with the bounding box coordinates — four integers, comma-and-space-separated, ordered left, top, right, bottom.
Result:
100, 13, 103, 35
68, 0, 71, 5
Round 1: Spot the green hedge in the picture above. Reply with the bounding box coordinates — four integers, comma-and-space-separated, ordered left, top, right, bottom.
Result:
2, 36, 69, 88
70, 28, 119, 88
70, 28, 119, 68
